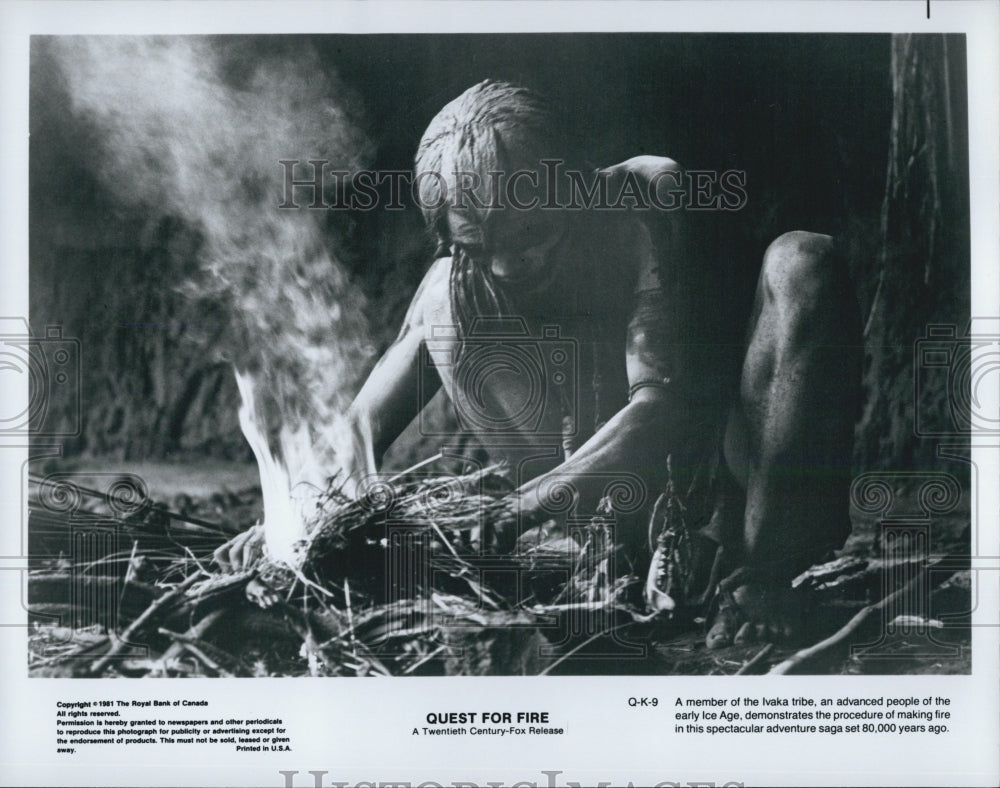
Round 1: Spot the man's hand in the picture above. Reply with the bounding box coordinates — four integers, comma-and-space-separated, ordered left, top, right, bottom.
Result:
486, 493, 572, 556
213, 523, 266, 573
213, 524, 284, 608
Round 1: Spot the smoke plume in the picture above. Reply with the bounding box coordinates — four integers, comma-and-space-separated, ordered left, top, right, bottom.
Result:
49, 36, 378, 495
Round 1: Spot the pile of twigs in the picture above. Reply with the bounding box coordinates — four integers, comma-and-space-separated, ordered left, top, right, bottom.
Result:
29, 465, 972, 677
28, 466, 644, 677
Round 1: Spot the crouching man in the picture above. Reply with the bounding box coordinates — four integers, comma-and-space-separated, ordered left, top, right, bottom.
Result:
216, 80, 862, 649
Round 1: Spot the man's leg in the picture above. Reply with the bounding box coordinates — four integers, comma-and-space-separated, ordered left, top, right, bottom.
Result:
708, 231, 862, 648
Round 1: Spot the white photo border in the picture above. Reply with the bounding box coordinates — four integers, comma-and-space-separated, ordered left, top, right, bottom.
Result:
1, 2, 997, 787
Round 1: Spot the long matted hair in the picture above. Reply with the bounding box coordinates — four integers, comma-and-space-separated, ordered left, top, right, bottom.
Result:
414, 80, 579, 335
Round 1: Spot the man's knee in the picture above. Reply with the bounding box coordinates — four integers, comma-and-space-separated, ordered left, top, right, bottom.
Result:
747, 229, 862, 414
760, 230, 847, 312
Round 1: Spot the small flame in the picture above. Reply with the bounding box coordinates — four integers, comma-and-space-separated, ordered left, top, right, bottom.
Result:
235, 369, 314, 567
235, 368, 379, 566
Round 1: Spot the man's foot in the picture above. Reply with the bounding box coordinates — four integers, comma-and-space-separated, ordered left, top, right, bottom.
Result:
705, 567, 802, 649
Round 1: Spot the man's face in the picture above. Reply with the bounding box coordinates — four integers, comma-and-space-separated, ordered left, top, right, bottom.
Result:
447, 207, 565, 287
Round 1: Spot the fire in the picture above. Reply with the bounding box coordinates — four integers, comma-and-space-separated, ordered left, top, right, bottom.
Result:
234, 369, 311, 566
49, 37, 382, 562
235, 368, 380, 566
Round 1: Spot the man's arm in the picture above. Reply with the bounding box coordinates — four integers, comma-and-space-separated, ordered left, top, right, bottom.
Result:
214, 257, 448, 571
513, 386, 679, 520
342, 256, 448, 474
514, 187, 696, 527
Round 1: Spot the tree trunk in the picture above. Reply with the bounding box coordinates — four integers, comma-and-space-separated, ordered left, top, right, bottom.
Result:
857, 34, 970, 471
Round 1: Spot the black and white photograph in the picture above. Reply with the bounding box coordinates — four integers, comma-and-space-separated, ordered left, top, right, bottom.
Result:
22, 29, 976, 677
1, 2, 998, 787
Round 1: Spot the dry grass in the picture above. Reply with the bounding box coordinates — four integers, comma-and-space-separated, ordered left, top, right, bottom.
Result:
27, 464, 973, 677
27, 466, 645, 677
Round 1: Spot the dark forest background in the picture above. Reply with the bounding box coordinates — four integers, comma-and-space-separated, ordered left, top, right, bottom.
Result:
28, 34, 970, 475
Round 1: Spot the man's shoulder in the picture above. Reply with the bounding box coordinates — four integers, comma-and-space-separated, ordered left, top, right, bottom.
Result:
599, 156, 683, 188
406, 256, 452, 328
588, 157, 685, 290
